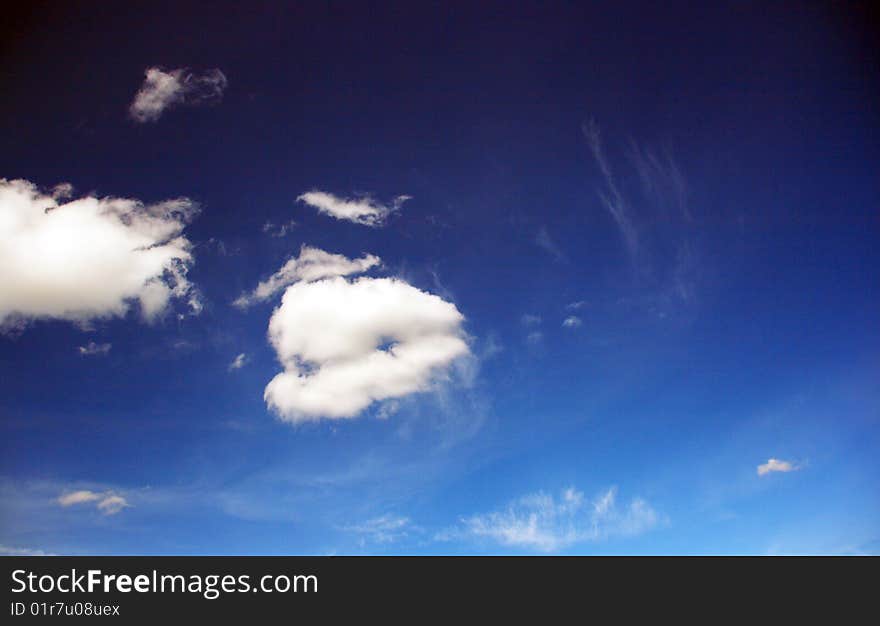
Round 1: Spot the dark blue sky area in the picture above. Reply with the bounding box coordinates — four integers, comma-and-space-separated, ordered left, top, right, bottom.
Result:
0, 1, 877, 555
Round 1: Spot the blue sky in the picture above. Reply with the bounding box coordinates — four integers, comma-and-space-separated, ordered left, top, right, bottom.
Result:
1, 1, 878, 555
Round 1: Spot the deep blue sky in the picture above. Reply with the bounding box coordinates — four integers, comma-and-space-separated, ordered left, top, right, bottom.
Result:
1, 1, 878, 555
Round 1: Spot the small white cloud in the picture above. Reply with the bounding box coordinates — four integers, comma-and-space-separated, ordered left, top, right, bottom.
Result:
96, 495, 129, 515
521, 314, 542, 326
566, 300, 587, 310
452, 486, 660, 552
234, 245, 381, 308
757, 458, 800, 476
129, 67, 227, 123
57, 490, 129, 515
78, 341, 111, 356
297, 190, 410, 226
562, 316, 582, 328
0, 179, 198, 330
228, 353, 248, 371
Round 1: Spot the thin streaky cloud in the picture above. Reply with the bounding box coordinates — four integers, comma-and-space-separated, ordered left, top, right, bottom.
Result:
233, 245, 380, 308
582, 119, 639, 264
562, 316, 581, 328
342, 514, 413, 545
228, 353, 248, 371
297, 190, 411, 226
78, 342, 111, 356
535, 226, 565, 262
57, 490, 129, 515
445, 486, 660, 552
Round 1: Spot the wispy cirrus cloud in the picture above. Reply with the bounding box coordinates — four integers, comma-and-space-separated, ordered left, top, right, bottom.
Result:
0, 545, 54, 556
0, 179, 199, 331
233, 245, 381, 308
583, 119, 639, 264
444, 486, 661, 552
57, 490, 130, 515
78, 342, 111, 356
261, 219, 297, 238
583, 119, 700, 314
297, 190, 410, 226
129, 67, 227, 123
562, 316, 581, 328
535, 225, 565, 262
341, 514, 414, 545
228, 353, 248, 371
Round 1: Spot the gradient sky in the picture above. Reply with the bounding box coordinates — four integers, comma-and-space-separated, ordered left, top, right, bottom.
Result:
1, 1, 878, 555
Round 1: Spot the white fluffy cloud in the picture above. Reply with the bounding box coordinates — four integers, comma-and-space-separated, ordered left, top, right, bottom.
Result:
56, 490, 129, 515
297, 190, 410, 226
262, 251, 469, 422
129, 67, 227, 123
0, 179, 198, 329
456, 486, 659, 552
757, 458, 799, 476
234, 245, 381, 308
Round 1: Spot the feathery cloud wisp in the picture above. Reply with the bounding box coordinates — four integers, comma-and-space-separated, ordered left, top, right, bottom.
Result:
228, 353, 248, 371
57, 490, 129, 515
297, 191, 410, 226
129, 67, 227, 123
78, 342, 111, 356
342, 514, 412, 545
451, 486, 660, 552
233, 245, 381, 308
562, 316, 582, 328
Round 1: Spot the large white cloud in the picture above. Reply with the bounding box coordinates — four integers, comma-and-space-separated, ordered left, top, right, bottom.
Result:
297, 190, 410, 226
234, 245, 380, 308
0, 178, 199, 328
129, 67, 227, 123
263, 257, 469, 422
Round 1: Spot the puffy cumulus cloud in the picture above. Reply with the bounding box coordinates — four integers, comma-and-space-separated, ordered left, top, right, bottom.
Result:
234, 245, 381, 308
454, 486, 660, 552
0, 179, 198, 329
297, 190, 410, 226
56, 490, 129, 515
265, 273, 470, 422
757, 458, 799, 476
129, 67, 227, 123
